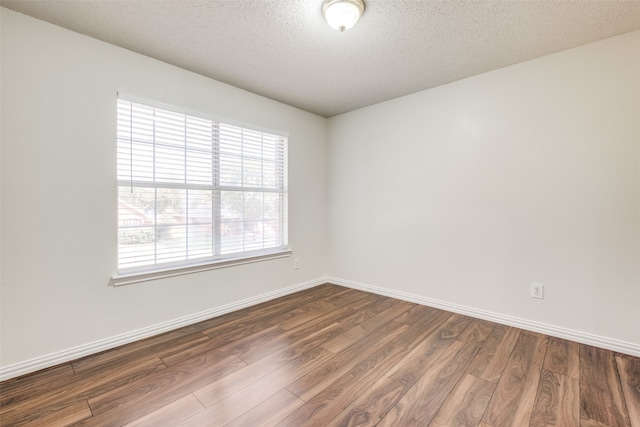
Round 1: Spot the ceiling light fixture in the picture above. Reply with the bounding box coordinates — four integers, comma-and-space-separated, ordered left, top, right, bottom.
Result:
322, 0, 365, 32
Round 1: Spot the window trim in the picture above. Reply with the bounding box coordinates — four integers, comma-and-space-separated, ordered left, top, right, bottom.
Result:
111, 248, 292, 286
114, 93, 289, 284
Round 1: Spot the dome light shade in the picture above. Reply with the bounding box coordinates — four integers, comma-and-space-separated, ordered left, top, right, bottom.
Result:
322, 0, 365, 32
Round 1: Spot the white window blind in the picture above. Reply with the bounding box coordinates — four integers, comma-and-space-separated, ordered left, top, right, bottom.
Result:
116, 97, 288, 275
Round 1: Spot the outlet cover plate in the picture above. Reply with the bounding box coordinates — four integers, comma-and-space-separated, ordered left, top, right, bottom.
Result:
531, 283, 544, 299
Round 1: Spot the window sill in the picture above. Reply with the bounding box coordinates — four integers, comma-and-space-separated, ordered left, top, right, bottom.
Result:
111, 249, 292, 286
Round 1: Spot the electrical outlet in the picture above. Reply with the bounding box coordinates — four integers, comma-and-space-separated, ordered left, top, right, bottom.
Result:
531, 283, 544, 299
294, 258, 300, 270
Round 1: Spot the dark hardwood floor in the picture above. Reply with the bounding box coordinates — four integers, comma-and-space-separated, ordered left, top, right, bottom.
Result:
1, 284, 638, 426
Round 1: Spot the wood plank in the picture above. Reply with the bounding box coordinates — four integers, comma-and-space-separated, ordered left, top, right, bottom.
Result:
465, 324, 521, 383
83, 354, 246, 425
0, 356, 167, 425
288, 320, 409, 401
180, 346, 335, 425
529, 370, 580, 426
0, 364, 75, 406
580, 344, 631, 427
392, 309, 461, 350
313, 287, 372, 310
71, 329, 209, 373
168, 289, 359, 367
275, 305, 329, 330
238, 304, 356, 364
277, 291, 373, 332
224, 389, 305, 427
238, 320, 339, 365
0, 363, 75, 412
580, 418, 617, 427
189, 347, 297, 408
1, 401, 93, 427
160, 324, 285, 366
334, 296, 404, 332
192, 326, 340, 407
429, 373, 496, 427
274, 288, 370, 331
277, 340, 411, 426
387, 313, 471, 388
543, 336, 579, 379
456, 318, 496, 348
393, 303, 439, 325
616, 354, 640, 427
377, 340, 479, 426
226, 283, 348, 324
321, 299, 413, 353
327, 376, 409, 426
482, 331, 548, 426
197, 286, 353, 339
123, 394, 205, 427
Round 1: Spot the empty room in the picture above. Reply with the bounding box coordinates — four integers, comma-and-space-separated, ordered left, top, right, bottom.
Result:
1, 0, 639, 426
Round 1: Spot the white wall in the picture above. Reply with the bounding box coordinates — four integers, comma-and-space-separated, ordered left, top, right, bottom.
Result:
1, 9, 328, 370
328, 30, 640, 346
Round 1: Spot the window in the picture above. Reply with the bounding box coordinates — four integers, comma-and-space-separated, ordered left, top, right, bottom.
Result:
115, 96, 288, 282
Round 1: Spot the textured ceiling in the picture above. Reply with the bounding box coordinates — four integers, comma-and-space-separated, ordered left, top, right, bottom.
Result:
2, 0, 640, 117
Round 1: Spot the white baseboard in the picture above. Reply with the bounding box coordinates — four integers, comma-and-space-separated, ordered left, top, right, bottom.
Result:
3, 275, 637, 382
327, 276, 640, 358
0, 277, 327, 382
